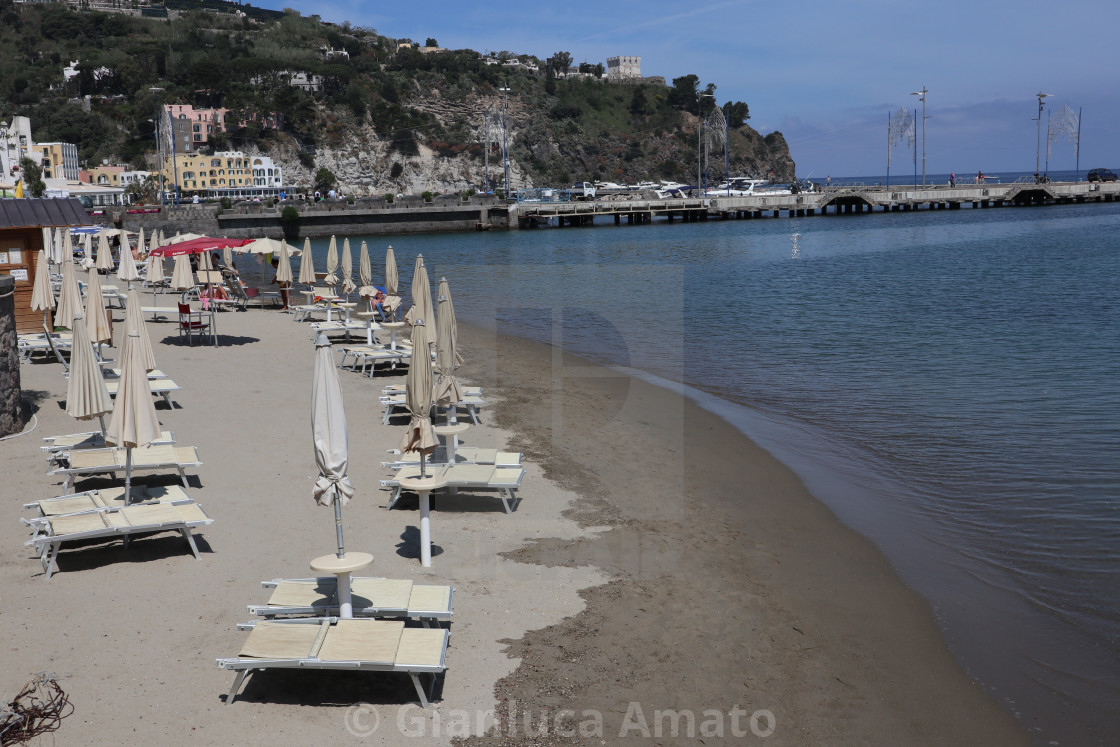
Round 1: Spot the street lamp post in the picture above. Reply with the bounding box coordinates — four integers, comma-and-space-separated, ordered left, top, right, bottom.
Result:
498, 85, 511, 199
910, 86, 927, 185
1034, 91, 1052, 178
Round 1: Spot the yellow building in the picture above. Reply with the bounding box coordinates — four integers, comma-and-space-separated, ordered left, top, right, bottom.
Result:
162, 151, 253, 193
30, 142, 80, 181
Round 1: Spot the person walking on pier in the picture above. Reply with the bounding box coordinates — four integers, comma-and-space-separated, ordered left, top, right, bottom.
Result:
950, 173, 956, 187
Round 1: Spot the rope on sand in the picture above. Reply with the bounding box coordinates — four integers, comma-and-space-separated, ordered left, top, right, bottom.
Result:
0, 673, 73, 745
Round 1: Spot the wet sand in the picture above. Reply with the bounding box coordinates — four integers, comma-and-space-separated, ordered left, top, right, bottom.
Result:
1, 284, 1027, 744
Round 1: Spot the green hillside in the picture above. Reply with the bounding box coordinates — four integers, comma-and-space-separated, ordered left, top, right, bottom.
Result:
0, 0, 795, 192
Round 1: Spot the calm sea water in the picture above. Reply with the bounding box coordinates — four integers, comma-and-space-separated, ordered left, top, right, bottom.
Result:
246, 198, 1120, 744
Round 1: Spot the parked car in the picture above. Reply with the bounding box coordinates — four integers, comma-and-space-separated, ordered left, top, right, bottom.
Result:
1087, 168, 1117, 182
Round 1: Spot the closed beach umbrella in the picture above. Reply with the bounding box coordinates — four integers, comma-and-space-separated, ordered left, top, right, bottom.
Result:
400, 320, 438, 467
95, 232, 114, 271
383, 245, 401, 318
276, 242, 294, 286
405, 256, 436, 349
66, 313, 112, 436
170, 253, 194, 293
79, 234, 93, 269
125, 288, 157, 373
83, 267, 112, 348
357, 241, 376, 301
136, 228, 146, 259
222, 244, 233, 269
105, 329, 162, 505
149, 229, 160, 256
56, 253, 82, 331
30, 248, 55, 328
324, 235, 339, 288
51, 227, 65, 265
198, 250, 213, 271
146, 250, 165, 285
298, 237, 316, 287
434, 276, 463, 417
311, 332, 355, 555
117, 233, 141, 288
340, 238, 356, 295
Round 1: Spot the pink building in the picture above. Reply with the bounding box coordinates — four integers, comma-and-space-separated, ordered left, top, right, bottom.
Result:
165, 104, 229, 146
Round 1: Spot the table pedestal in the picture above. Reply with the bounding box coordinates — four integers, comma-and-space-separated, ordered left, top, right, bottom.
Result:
433, 423, 470, 495
309, 551, 373, 618
380, 321, 407, 351
399, 475, 447, 567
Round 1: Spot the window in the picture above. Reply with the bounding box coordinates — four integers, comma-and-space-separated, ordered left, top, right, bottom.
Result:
211, 159, 221, 168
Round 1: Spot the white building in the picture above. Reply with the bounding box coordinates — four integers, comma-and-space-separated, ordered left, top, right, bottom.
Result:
606, 56, 641, 80
121, 170, 150, 186
250, 156, 283, 189
1, 116, 34, 184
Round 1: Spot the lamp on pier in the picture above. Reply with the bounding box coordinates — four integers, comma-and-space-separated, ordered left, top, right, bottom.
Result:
909, 87, 928, 185
1034, 92, 1052, 179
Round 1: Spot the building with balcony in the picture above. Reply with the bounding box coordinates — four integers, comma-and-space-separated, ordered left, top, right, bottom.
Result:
30, 142, 80, 181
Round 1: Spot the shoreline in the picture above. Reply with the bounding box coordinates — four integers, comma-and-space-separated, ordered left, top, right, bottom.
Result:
1, 290, 1027, 744
452, 322, 1028, 745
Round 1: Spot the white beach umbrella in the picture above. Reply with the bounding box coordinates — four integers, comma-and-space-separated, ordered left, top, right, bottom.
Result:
276, 242, 294, 286
222, 244, 233, 269
52, 227, 66, 265
66, 312, 112, 436
434, 276, 464, 418
105, 329, 161, 505
80, 234, 93, 269
146, 250, 165, 285
56, 252, 83, 331
357, 241, 376, 302
116, 233, 141, 288
170, 253, 194, 293
383, 245, 401, 318
400, 319, 438, 463
311, 332, 355, 552
198, 250, 214, 271
30, 248, 55, 328
233, 236, 301, 256
136, 228, 146, 259
405, 256, 436, 350
125, 288, 157, 373
324, 235, 339, 288
165, 232, 203, 244
83, 267, 112, 349
298, 237, 316, 287
340, 238, 356, 295
94, 232, 114, 271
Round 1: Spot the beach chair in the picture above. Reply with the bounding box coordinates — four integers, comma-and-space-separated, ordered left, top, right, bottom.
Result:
24, 499, 213, 579
178, 303, 211, 345
18, 327, 72, 366
42, 429, 174, 453
221, 275, 251, 312
247, 577, 453, 625
381, 392, 484, 425
23, 484, 192, 518
48, 444, 202, 492
308, 319, 369, 343
338, 344, 410, 376
104, 377, 180, 407
216, 618, 449, 707
381, 463, 525, 513
382, 446, 521, 469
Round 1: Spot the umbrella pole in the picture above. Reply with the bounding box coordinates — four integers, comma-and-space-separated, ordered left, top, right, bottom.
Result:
420, 451, 427, 480
124, 447, 133, 505
98, 415, 106, 437
419, 491, 432, 567
333, 491, 346, 558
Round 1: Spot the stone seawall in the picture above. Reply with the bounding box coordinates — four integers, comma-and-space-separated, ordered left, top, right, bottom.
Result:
117, 196, 512, 240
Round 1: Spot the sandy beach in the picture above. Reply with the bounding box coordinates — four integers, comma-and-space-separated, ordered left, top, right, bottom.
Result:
2, 280, 1027, 745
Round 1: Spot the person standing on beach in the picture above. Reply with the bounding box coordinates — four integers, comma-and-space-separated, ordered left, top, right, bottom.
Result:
270, 257, 290, 310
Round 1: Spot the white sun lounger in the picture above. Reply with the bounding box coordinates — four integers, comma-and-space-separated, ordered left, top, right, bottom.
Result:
381, 463, 524, 513
48, 445, 202, 492
217, 618, 449, 707
23, 484, 192, 518
101, 366, 168, 380
381, 393, 484, 425
247, 577, 453, 624
42, 429, 174, 452
381, 384, 483, 398
24, 499, 212, 579
17, 332, 71, 364
382, 447, 521, 469
104, 378, 180, 407
338, 344, 410, 375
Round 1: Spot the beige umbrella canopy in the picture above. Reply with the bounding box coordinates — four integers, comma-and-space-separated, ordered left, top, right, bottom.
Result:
30, 248, 55, 327
434, 276, 464, 415
298, 237, 316, 286
80, 234, 93, 269
405, 255, 436, 349
117, 232, 141, 287
165, 232, 204, 244
83, 266, 113, 348
105, 329, 162, 505
198, 250, 214, 271
383, 245, 401, 318
234, 237, 302, 256
136, 228, 146, 258
311, 332, 355, 556
340, 238, 356, 295
55, 252, 83, 331
357, 241, 376, 300
276, 242, 294, 286
400, 319, 438, 461
146, 250, 165, 285
66, 312, 112, 435
324, 235, 339, 288
170, 253, 195, 293
125, 288, 157, 373
51, 227, 66, 264
94, 232, 114, 271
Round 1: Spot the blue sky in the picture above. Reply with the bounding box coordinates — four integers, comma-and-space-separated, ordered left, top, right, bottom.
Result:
272, 0, 1120, 178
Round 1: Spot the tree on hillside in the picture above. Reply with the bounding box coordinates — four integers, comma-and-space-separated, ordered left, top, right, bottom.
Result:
314, 167, 337, 192
723, 100, 750, 128
668, 74, 699, 112
425, 38, 438, 47
550, 51, 572, 76
19, 157, 46, 198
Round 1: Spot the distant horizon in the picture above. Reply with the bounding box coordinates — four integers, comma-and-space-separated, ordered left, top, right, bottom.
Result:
261, 0, 1119, 177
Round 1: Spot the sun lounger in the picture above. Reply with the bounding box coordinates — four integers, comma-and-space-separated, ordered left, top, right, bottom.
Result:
381, 384, 483, 398
246, 577, 453, 625
101, 367, 168, 380
24, 499, 212, 579
338, 344, 410, 376
17, 331, 71, 365
309, 320, 369, 342
23, 484, 192, 517
217, 618, 448, 707
382, 447, 521, 469
381, 393, 484, 425
42, 429, 174, 452
382, 463, 524, 513
48, 444, 202, 492
104, 378, 180, 407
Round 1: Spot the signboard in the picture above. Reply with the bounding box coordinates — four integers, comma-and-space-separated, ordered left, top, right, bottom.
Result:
9, 269, 28, 281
